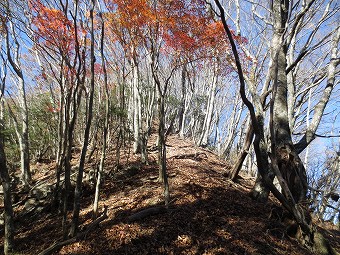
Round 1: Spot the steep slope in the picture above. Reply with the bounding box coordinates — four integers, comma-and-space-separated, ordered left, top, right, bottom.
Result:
1, 135, 339, 255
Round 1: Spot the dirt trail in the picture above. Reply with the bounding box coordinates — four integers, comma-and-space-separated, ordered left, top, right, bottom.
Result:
1, 135, 339, 254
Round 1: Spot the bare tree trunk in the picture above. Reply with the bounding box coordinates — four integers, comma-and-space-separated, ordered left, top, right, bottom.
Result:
199, 62, 218, 147
132, 54, 141, 154
62, 89, 75, 239
228, 123, 254, 180
158, 95, 170, 205
221, 92, 244, 156
4, 16, 31, 187
18, 77, 30, 186
149, 43, 172, 205
271, 0, 308, 204
0, 78, 14, 254
93, 9, 109, 218
294, 27, 340, 153
0, 139, 14, 255
70, 1, 95, 236
177, 65, 186, 134
0, 45, 14, 255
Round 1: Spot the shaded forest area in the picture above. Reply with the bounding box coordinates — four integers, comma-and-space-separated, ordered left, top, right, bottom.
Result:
1, 135, 339, 254
0, 0, 339, 254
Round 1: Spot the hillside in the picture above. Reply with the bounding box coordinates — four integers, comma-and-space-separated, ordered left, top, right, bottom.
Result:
1, 134, 339, 255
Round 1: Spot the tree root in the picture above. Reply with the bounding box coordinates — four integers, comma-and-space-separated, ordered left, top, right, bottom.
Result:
127, 206, 168, 222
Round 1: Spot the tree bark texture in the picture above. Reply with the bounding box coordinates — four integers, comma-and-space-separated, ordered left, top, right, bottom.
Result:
93, 9, 109, 218
158, 95, 170, 205
271, 0, 308, 205
70, 1, 96, 236
228, 123, 254, 180
4, 17, 31, 186
0, 138, 14, 255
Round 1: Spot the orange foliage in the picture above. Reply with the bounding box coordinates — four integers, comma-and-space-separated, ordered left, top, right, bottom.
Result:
29, 0, 75, 54
104, 0, 246, 61
28, 0, 248, 71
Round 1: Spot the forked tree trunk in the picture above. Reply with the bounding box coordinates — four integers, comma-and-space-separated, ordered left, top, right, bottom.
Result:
268, 1, 333, 251
213, 1, 336, 253
4, 18, 31, 187
294, 26, 340, 153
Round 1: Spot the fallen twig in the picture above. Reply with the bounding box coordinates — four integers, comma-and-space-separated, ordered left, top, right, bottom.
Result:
170, 152, 207, 160
38, 206, 108, 255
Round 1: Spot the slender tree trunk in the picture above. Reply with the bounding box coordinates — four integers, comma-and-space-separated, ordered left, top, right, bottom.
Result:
4, 19, 31, 187
93, 10, 109, 218
19, 76, 31, 186
0, 37, 14, 254
222, 93, 244, 156
158, 95, 170, 205
70, 2, 95, 236
199, 63, 218, 147
228, 123, 254, 180
179, 93, 190, 138
132, 55, 141, 154
0, 131, 14, 255
294, 27, 340, 153
177, 65, 186, 134
62, 70, 83, 239
54, 83, 65, 208
62, 90, 73, 239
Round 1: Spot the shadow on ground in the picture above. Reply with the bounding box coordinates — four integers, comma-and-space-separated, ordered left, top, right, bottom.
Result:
66, 184, 311, 255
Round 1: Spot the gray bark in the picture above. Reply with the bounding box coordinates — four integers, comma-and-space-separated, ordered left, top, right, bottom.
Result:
93, 9, 108, 218
199, 62, 218, 147
0, 60, 14, 255
0, 138, 14, 255
294, 27, 340, 153
4, 15, 31, 186
70, 1, 96, 236
228, 123, 253, 180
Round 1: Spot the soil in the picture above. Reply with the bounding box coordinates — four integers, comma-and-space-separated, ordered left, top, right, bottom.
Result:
0, 134, 339, 255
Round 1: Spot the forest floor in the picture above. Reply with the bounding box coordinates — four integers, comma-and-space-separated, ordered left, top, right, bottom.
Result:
0, 134, 339, 255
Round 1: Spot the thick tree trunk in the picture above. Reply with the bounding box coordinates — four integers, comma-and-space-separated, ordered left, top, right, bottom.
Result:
269, 0, 318, 249
271, 0, 308, 205
249, 114, 272, 203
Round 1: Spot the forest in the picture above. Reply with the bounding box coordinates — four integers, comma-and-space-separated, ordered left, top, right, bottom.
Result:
0, 0, 339, 254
